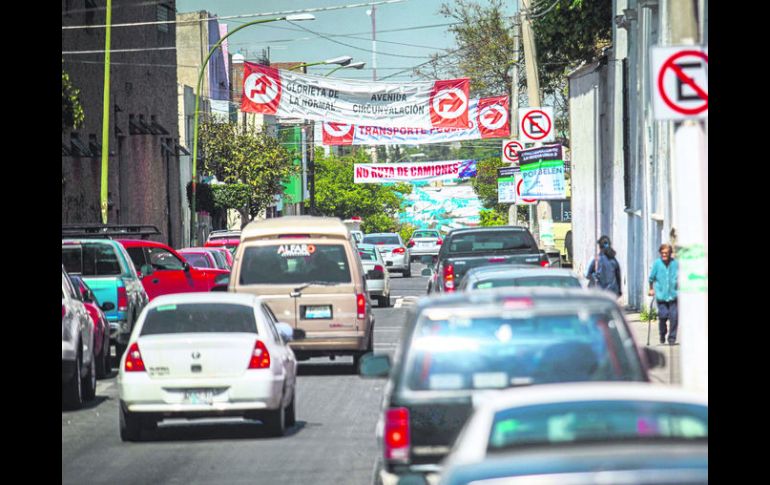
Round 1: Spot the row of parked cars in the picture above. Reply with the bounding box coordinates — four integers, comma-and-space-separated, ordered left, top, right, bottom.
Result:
355, 224, 707, 484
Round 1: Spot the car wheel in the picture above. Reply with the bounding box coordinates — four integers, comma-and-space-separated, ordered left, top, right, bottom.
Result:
119, 403, 142, 442
404, 265, 412, 278
96, 343, 109, 379
62, 351, 83, 409
82, 350, 97, 402
285, 393, 296, 428
263, 401, 287, 437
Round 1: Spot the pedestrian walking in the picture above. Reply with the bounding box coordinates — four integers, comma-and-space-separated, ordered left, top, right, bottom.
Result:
565, 230, 573, 263
585, 235, 622, 297
649, 243, 679, 345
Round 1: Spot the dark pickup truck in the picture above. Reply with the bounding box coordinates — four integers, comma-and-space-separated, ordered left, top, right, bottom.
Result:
424, 226, 548, 294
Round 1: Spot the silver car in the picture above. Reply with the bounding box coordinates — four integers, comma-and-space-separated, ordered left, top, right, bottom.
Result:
407, 229, 443, 262
358, 243, 392, 307
362, 233, 411, 277
457, 265, 582, 291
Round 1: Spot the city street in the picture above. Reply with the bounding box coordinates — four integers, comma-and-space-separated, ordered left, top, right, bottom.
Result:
62, 267, 428, 485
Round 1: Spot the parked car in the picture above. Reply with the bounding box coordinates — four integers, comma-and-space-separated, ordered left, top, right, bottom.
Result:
119, 239, 229, 301
229, 216, 375, 369
358, 243, 392, 307
62, 239, 149, 354
424, 226, 549, 295
204, 247, 233, 270
177, 248, 218, 269
69, 274, 114, 378
62, 265, 97, 409
457, 265, 582, 291
350, 230, 364, 246
117, 293, 304, 441
204, 230, 241, 254
362, 232, 411, 277
407, 229, 443, 262
359, 288, 666, 485
438, 382, 708, 485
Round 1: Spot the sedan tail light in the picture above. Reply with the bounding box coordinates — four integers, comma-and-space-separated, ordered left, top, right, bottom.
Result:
407, 240, 415, 248
540, 260, 550, 268
356, 293, 367, 319
392, 247, 406, 254
443, 263, 455, 292
436, 238, 443, 245
117, 286, 128, 312
248, 340, 271, 369
384, 407, 411, 462
124, 342, 145, 372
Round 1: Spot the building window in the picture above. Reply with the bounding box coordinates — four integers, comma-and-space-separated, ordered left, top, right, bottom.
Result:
157, 4, 171, 33
548, 200, 572, 223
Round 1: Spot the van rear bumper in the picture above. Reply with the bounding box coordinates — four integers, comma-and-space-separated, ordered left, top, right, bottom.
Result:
289, 335, 367, 352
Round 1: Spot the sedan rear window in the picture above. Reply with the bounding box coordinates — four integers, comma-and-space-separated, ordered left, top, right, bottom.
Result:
141, 303, 257, 335
359, 251, 377, 262
62, 243, 123, 276
363, 235, 401, 245
240, 244, 352, 285
182, 252, 212, 268
413, 231, 439, 238
474, 276, 581, 289
403, 310, 643, 391
489, 400, 708, 451
448, 230, 537, 254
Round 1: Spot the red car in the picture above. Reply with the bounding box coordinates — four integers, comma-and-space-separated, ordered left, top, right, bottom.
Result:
118, 239, 230, 301
68, 274, 112, 378
177, 248, 219, 269
204, 230, 241, 255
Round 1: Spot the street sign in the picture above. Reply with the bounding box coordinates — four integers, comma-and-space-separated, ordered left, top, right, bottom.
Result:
502, 139, 524, 165
497, 166, 518, 203
519, 107, 554, 142
516, 176, 537, 204
652, 46, 708, 120
518, 145, 565, 199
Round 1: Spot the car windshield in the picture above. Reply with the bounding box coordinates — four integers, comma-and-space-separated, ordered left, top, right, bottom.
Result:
62, 243, 123, 276
363, 235, 400, 245
183, 252, 212, 268
240, 244, 352, 285
448, 230, 536, 254
141, 303, 257, 335
402, 308, 644, 391
474, 276, 581, 289
488, 400, 708, 451
359, 250, 377, 262
413, 231, 439, 238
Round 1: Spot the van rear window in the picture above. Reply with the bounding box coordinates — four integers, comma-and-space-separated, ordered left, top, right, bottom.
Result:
240, 244, 352, 285
448, 230, 537, 254
62, 243, 123, 276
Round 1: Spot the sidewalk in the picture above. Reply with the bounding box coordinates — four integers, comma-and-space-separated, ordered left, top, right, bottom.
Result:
625, 311, 681, 385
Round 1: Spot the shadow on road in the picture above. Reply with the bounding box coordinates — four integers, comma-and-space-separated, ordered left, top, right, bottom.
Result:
139, 419, 309, 443
297, 361, 358, 376
61, 394, 111, 412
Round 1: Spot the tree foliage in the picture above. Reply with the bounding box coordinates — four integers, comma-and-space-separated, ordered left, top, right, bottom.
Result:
198, 121, 297, 225
62, 62, 84, 131
314, 149, 412, 233
479, 208, 508, 226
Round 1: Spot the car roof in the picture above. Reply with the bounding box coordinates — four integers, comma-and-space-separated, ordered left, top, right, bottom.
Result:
62, 238, 121, 247
447, 225, 529, 235
147, 292, 261, 308
116, 239, 171, 248
241, 216, 348, 240
415, 287, 618, 313
467, 266, 580, 280
364, 233, 400, 237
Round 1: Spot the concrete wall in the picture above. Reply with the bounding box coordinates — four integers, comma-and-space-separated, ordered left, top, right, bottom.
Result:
62, 0, 181, 246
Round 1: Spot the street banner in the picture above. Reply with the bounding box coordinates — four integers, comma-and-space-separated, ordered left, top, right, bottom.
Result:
241, 62, 469, 129
497, 166, 518, 203
322, 96, 509, 145
354, 160, 473, 184
518, 145, 566, 199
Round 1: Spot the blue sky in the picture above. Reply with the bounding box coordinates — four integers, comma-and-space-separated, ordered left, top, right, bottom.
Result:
177, 0, 517, 81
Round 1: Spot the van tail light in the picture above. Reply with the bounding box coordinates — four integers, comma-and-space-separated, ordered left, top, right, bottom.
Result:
392, 247, 406, 254
540, 260, 550, 267
443, 263, 455, 292
117, 286, 128, 312
248, 340, 271, 369
384, 407, 411, 462
436, 238, 443, 245
407, 240, 415, 248
374, 264, 385, 273
124, 343, 145, 372
356, 293, 367, 319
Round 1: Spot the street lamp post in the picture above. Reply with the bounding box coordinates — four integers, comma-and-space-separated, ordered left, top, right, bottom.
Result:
190, 14, 314, 245
325, 61, 366, 77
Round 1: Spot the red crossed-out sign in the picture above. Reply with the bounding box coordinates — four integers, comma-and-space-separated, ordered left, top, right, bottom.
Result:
241, 63, 282, 114
653, 47, 708, 120
477, 95, 510, 139
503, 140, 524, 164
430, 78, 470, 129
519, 107, 553, 142
322, 122, 354, 146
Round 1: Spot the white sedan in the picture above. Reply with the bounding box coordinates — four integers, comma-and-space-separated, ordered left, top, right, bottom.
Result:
117, 293, 303, 441
358, 243, 392, 307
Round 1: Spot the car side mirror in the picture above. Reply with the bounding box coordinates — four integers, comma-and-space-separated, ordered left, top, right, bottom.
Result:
643, 347, 666, 369
183, 262, 191, 272
359, 353, 391, 378
80, 288, 94, 303
276, 322, 301, 343
421, 268, 434, 277
140, 264, 154, 277
101, 302, 115, 312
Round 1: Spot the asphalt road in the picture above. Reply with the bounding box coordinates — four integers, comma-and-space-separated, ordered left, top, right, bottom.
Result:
62, 263, 430, 485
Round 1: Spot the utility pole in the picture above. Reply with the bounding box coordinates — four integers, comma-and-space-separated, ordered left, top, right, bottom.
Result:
368, 6, 378, 164
669, 0, 707, 393
99, 0, 113, 224
519, 0, 541, 240
508, 18, 520, 225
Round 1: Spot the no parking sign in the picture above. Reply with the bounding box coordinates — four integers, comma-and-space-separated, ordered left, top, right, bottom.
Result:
518, 107, 554, 143
652, 46, 708, 120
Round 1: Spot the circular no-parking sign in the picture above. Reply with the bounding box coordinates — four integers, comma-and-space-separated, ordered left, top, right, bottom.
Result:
652, 46, 708, 120
503, 140, 524, 164
519, 107, 554, 142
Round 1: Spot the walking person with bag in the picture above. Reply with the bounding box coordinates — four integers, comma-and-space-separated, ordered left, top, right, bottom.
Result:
585, 236, 622, 298
649, 243, 679, 345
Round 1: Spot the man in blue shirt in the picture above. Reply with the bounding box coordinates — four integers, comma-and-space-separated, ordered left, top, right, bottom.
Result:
649, 243, 679, 345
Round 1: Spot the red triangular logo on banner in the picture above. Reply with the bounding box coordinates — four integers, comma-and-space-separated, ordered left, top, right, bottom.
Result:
241, 62, 281, 114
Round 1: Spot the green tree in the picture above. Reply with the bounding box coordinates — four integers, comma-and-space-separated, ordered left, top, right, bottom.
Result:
479, 208, 508, 226
198, 120, 297, 226
314, 149, 412, 233
62, 62, 84, 131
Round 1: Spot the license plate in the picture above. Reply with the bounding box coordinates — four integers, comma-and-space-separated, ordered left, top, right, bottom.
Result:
305, 305, 332, 319
419, 242, 432, 247
386, 261, 393, 266
183, 389, 214, 405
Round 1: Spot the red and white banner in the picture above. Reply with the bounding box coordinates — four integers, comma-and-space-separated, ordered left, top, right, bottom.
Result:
241, 62, 469, 129
322, 96, 509, 146
354, 161, 463, 184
